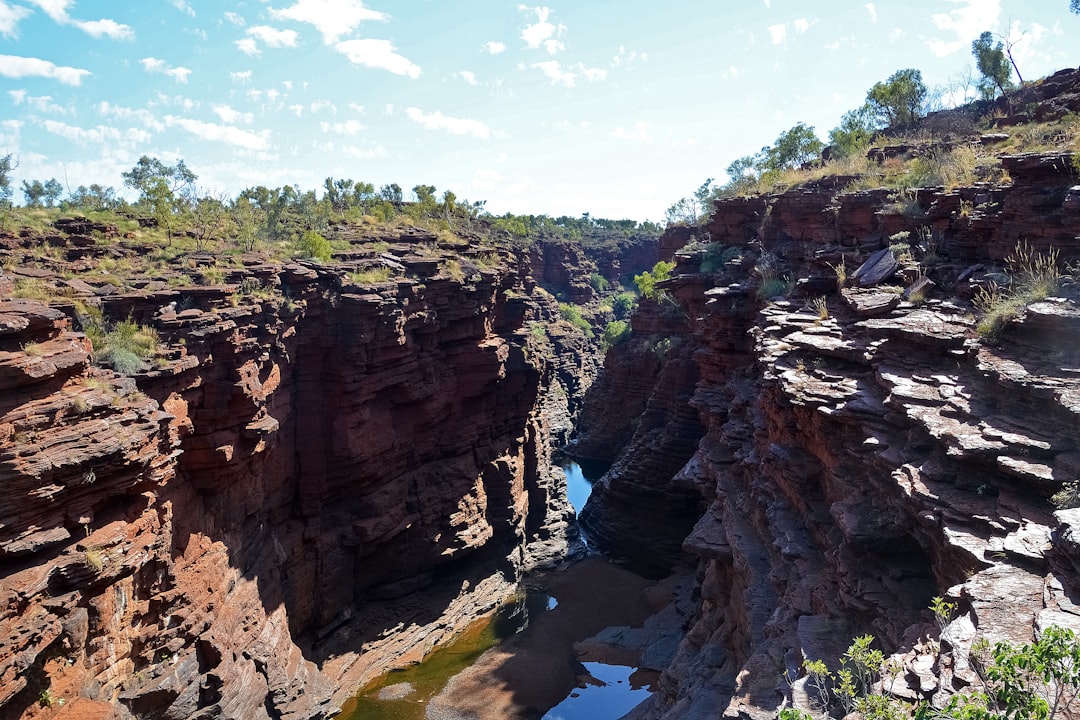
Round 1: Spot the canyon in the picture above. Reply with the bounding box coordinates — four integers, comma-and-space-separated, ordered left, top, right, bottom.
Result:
2, 67, 1080, 720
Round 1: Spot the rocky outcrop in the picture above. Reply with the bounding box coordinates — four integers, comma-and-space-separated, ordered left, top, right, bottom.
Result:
0, 235, 588, 719
579, 151, 1080, 718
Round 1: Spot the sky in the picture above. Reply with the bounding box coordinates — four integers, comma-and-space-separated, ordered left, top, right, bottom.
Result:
0, 1, 1077, 222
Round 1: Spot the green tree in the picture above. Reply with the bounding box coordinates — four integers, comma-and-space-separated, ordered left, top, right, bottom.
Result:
867, 68, 927, 129
68, 184, 117, 211
829, 104, 876, 159
634, 260, 676, 301
0, 154, 16, 207
22, 179, 46, 207
758, 122, 824, 173
1073, 0, 1079, 13
972, 31, 1014, 100
722, 155, 759, 195
122, 156, 197, 244
323, 176, 354, 216
379, 183, 403, 203
294, 229, 332, 262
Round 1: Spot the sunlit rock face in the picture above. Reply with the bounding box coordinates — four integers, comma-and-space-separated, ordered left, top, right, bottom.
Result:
579, 137, 1080, 717
0, 235, 607, 718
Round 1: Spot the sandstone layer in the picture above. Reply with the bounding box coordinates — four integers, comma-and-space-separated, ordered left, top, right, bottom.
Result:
0, 227, 655, 720
579, 147, 1080, 718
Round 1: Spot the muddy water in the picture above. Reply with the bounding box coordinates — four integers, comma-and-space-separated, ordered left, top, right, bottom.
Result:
340, 463, 659, 720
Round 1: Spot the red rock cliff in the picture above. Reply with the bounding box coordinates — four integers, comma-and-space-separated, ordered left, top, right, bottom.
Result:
0, 244, 579, 719
583, 149, 1080, 718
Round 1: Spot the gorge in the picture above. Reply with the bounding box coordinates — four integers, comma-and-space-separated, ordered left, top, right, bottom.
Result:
2, 66, 1080, 720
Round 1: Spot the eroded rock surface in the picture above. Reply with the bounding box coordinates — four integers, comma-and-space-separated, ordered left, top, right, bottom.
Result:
0, 226, 644, 719
578, 150, 1080, 719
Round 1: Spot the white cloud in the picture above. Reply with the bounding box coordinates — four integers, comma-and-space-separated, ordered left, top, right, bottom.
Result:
236, 38, 259, 56
519, 5, 566, 54
224, 11, 245, 26
457, 70, 478, 85
348, 102, 364, 113
25, 0, 134, 39
612, 46, 647, 68
482, 40, 506, 55
928, 0, 1000, 56
793, 18, 813, 34
166, 67, 191, 83
24, 0, 68, 23
0, 1, 32, 38
213, 104, 254, 124
766, 23, 786, 44
865, 3, 878, 22
247, 25, 299, 48
270, 0, 388, 44
163, 115, 270, 150
0, 54, 89, 85
141, 57, 192, 83
334, 39, 421, 78
288, 104, 304, 116
612, 121, 652, 143
230, 70, 252, 83
531, 59, 574, 87
310, 100, 336, 113
529, 60, 607, 87
405, 107, 491, 139
97, 101, 164, 130
171, 0, 195, 16
8, 90, 66, 114
320, 119, 364, 135
75, 17, 133, 39
43, 119, 151, 147
721, 66, 739, 80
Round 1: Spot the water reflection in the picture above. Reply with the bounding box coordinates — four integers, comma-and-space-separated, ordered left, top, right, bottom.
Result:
338, 590, 553, 720
542, 662, 653, 720
560, 459, 607, 514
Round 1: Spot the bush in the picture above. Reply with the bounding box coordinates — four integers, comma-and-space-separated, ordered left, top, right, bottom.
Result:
601, 320, 630, 349
558, 302, 594, 338
588, 272, 609, 292
634, 260, 676, 301
294, 230, 332, 262
91, 317, 159, 374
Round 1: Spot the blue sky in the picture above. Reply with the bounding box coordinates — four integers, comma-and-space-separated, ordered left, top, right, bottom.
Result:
0, 1, 1077, 222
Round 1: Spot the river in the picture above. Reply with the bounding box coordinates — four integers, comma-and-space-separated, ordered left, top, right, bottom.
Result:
339, 461, 659, 720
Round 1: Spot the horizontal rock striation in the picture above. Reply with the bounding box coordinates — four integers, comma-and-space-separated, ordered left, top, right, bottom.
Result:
582, 152, 1080, 718
0, 231, 610, 719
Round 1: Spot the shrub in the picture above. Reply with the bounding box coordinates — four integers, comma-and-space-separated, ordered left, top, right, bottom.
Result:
91, 317, 159, 375
634, 260, 676, 301
601, 320, 630, 349
588, 272, 609, 292
612, 291, 637, 319
700, 243, 743, 273
294, 230, 332, 262
558, 302, 594, 338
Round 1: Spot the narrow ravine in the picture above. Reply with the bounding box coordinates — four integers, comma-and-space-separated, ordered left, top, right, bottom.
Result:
338, 460, 669, 720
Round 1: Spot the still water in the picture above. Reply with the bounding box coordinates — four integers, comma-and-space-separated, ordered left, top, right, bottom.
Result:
561, 459, 606, 514
340, 460, 651, 720
338, 591, 553, 720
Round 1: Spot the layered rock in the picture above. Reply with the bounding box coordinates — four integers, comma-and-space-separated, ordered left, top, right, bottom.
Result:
0, 235, 588, 718
579, 151, 1080, 718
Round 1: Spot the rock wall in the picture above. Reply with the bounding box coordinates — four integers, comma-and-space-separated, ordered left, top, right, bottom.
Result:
0, 242, 584, 719
579, 151, 1080, 718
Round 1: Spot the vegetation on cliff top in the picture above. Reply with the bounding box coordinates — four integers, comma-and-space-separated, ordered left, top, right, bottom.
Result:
664, 44, 1080, 226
